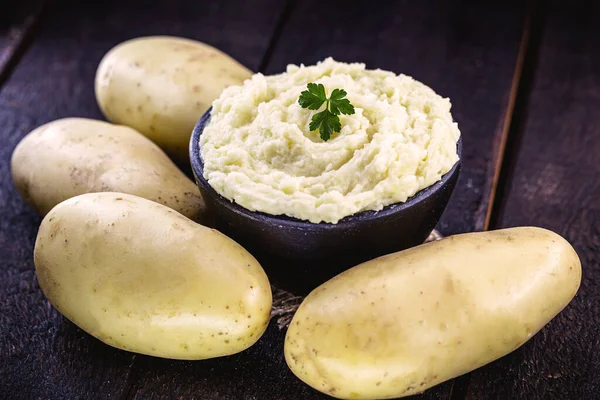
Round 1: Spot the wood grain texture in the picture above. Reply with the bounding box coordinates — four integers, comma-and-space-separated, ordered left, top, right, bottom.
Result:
0, 0, 44, 85
465, 1, 600, 399
0, 1, 284, 399
126, 1, 527, 400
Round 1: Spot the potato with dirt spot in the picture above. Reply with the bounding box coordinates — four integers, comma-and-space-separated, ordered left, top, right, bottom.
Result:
284, 227, 581, 399
95, 36, 252, 165
34, 192, 272, 360
11, 118, 205, 221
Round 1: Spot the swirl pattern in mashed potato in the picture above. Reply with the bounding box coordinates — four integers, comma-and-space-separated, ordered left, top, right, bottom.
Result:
200, 58, 460, 224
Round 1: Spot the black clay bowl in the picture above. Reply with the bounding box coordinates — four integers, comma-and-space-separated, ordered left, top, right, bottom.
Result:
190, 110, 462, 293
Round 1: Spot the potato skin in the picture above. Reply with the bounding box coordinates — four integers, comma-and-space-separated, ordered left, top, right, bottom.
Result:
284, 227, 581, 399
11, 118, 205, 221
95, 36, 252, 164
34, 192, 272, 360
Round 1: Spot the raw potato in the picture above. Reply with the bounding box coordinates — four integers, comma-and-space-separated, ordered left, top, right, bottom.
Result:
34, 192, 272, 360
95, 36, 252, 164
11, 118, 205, 221
285, 227, 581, 399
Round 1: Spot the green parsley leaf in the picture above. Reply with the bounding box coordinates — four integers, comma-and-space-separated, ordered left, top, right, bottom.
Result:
308, 82, 327, 99
329, 88, 347, 101
298, 83, 327, 110
298, 83, 356, 141
330, 99, 355, 116
309, 109, 341, 141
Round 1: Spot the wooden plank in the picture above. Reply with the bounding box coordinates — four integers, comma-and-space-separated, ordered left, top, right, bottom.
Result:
465, 1, 600, 399
128, 1, 528, 399
0, 1, 285, 399
0, 0, 44, 85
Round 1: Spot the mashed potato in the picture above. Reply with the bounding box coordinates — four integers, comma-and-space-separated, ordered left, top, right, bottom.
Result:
200, 58, 460, 224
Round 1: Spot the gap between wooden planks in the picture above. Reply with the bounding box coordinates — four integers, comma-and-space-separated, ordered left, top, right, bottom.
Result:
449, 1, 541, 398
466, 0, 600, 397
0, 0, 46, 88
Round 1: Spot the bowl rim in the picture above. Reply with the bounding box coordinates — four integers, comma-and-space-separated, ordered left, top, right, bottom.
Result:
190, 108, 462, 229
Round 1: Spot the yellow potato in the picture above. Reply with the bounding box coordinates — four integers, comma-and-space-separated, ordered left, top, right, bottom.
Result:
285, 227, 581, 399
95, 36, 251, 164
34, 192, 272, 360
11, 118, 205, 221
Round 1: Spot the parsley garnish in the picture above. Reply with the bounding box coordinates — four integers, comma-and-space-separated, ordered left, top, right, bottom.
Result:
298, 83, 355, 141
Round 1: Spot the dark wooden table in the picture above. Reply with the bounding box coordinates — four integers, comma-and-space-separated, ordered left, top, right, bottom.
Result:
1, 0, 598, 399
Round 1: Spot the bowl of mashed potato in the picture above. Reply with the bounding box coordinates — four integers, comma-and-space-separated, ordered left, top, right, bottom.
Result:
190, 58, 461, 290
